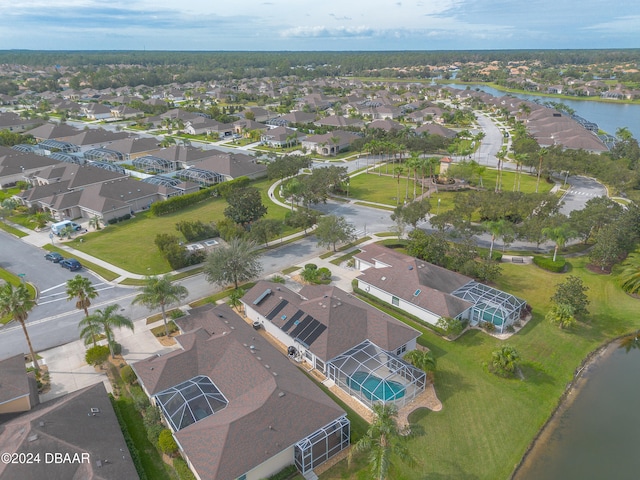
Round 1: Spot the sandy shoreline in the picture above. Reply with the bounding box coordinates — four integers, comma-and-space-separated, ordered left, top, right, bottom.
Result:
510, 339, 621, 479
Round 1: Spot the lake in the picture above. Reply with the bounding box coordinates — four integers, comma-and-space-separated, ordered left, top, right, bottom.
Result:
513, 341, 640, 480
445, 84, 640, 140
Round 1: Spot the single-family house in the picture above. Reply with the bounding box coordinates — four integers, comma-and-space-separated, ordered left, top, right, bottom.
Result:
260, 126, 303, 148
132, 303, 350, 480
0, 355, 39, 414
0, 383, 139, 480
354, 244, 527, 333
301, 130, 361, 156
242, 282, 426, 410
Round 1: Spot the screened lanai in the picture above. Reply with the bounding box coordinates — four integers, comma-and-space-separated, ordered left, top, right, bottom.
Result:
294, 416, 350, 475
50, 152, 84, 164
326, 340, 426, 409
84, 148, 124, 163
451, 281, 526, 333
142, 175, 182, 187
87, 160, 127, 175
176, 167, 224, 187
133, 155, 176, 174
154, 375, 228, 432
39, 139, 80, 153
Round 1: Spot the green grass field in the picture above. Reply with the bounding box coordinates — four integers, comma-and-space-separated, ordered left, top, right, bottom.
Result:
348, 173, 420, 206
67, 178, 292, 275
321, 256, 640, 479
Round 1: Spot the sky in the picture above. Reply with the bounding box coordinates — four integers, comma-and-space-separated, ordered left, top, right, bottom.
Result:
0, 0, 639, 51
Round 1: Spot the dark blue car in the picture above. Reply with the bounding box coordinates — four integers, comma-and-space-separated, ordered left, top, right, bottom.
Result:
60, 258, 82, 271
45, 252, 64, 263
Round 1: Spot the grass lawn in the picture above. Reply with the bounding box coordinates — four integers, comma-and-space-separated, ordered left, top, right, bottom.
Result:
66, 178, 292, 275
112, 395, 174, 480
0, 221, 28, 237
348, 173, 419, 206
321, 256, 640, 480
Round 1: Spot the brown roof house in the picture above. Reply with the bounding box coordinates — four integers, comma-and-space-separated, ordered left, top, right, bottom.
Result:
301, 130, 361, 156
0, 382, 140, 480
132, 303, 349, 480
0, 355, 39, 414
354, 244, 527, 333
242, 282, 427, 411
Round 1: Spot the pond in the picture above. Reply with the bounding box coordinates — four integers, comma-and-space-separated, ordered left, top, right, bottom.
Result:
514, 339, 640, 480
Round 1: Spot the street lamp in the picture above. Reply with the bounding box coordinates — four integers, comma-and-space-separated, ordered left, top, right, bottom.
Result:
437, 198, 441, 216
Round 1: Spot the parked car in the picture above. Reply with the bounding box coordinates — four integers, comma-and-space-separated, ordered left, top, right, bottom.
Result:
60, 258, 82, 271
45, 252, 64, 263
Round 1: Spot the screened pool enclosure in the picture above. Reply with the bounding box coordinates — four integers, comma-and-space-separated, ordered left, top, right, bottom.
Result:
154, 375, 228, 432
326, 340, 426, 409
451, 281, 527, 333
294, 416, 350, 475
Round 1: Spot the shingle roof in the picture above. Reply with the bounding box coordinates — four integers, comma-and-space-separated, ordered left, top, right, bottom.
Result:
0, 355, 31, 406
243, 282, 420, 361
132, 304, 345, 480
0, 383, 140, 480
355, 243, 473, 318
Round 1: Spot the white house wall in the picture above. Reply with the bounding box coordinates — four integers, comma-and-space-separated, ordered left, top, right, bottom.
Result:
357, 279, 441, 326
244, 446, 295, 480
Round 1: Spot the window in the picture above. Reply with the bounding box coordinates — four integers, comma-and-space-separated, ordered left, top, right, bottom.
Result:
392, 296, 399, 306
396, 344, 407, 356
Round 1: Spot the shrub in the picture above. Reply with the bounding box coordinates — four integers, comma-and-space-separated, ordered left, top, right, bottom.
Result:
174, 458, 197, 480
150, 187, 218, 216
481, 321, 496, 332
169, 309, 185, 320
85, 345, 109, 366
175, 220, 218, 242
436, 316, 465, 338
533, 255, 566, 273
158, 429, 179, 456
112, 342, 122, 356
120, 365, 137, 385
270, 275, 286, 284
316, 267, 332, 283
143, 405, 164, 444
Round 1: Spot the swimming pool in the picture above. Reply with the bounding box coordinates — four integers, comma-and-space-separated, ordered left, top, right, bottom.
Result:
348, 371, 406, 402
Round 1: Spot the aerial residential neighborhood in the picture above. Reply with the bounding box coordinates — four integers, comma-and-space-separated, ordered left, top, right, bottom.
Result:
1, 48, 640, 480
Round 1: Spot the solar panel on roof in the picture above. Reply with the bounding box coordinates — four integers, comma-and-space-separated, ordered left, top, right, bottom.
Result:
289, 315, 312, 337
266, 299, 288, 320
301, 324, 326, 346
296, 318, 320, 340
282, 310, 304, 331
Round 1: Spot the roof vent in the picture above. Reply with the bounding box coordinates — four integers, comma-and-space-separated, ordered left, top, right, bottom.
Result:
272, 372, 278, 376
381, 276, 386, 281
39, 421, 45, 427
28, 434, 39, 442
256, 356, 262, 360
278, 391, 285, 397
408, 266, 413, 270
264, 364, 270, 369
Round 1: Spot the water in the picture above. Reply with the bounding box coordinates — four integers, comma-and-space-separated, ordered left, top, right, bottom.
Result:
514, 344, 640, 480
445, 84, 640, 140
348, 371, 406, 402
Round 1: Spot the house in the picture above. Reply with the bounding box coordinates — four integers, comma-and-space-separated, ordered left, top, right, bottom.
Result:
81, 103, 113, 120
242, 282, 426, 410
314, 115, 364, 129
0, 112, 42, 133
354, 244, 527, 333
267, 111, 316, 127
415, 123, 457, 139
0, 148, 62, 187
0, 383, 139, 480
187, 152, 267, 181
25, 122, 82, 142
260, 126, 303, 148
366, 119, 403, 133
132, 303, 349, 480
301, 130, 361, 156
0, 355, 39, 414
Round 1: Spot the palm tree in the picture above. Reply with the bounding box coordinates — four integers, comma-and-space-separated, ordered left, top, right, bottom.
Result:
491, 345, 520, 377
619, 253, 640, 295
349, 403, 415, 480
88, 214, 102, 230
227, 288, 246, 314
0, 283, 39, 372
484, 219, 511, 260
542, 225, 575, 262
81, 304, 134, 358
66, 275, 99, 346
404, 349, 436, 373
536, 147, 548, 193
545, 302, 577, 330
29, 211, 52, 230
495, 148, 507, 193
132, 275, 188, 337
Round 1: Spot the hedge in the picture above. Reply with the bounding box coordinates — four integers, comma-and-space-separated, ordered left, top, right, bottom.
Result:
533, 255, 566, 273
150, 187, 218, 216
174, 458, 197, 480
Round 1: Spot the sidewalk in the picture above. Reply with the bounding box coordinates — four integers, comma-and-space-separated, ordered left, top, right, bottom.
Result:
39, 313, 181, 403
